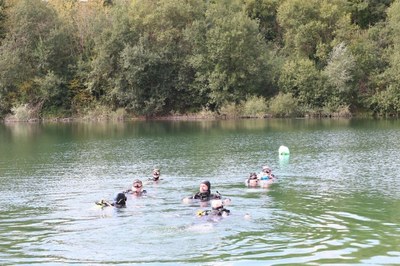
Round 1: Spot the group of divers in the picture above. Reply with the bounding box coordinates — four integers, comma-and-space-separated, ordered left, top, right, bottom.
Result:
95, 165, 277, 218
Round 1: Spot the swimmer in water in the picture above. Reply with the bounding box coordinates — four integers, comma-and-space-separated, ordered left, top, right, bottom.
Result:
95, 192, 127, 208
258, 165, 276, 180
182, 180, 222, 203
124, 179, 147, 196
148, 168, 161, 182
258, 166, 277, 188
196, 199, 231, 217
245, 172, 259, 187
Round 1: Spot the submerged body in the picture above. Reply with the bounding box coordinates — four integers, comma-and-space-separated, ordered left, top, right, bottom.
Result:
147, 168, 161, 183
258, 165, 276, 180
257, 165, 277, 188
125, 179, 147, 197
197, 199, 231, 218
245, 172, 260, 187
183, 180, 222, 203
95, 193, 127, 208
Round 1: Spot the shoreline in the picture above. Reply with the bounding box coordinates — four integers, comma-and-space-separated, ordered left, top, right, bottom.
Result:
1, 114, 386, 124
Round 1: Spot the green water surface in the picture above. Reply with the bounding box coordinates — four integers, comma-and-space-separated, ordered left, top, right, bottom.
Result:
0, 118, 399, 265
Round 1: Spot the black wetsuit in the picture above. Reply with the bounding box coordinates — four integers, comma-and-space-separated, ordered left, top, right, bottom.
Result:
111, 202, 126, 208
211, 206, 230, 216
192, 191, 221, 202
96, 192, 127, 208
95, 200, 126, 208
199, 206, 230, 216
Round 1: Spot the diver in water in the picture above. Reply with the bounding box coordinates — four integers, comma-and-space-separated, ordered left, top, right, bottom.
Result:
245, 172, 259, 187
257, 165, 277, 188
258, 165, 276, 180
95, 192, 127, 208
124, 179, 147, 196
196, 199, 230, 217
148, 168, 161, 182
182, 180, 221, 203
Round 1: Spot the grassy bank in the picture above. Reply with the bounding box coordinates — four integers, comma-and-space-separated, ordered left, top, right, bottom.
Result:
2, 95, 386, 123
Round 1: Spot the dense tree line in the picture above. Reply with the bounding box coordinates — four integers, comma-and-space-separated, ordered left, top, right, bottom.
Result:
0, 0, 399, 120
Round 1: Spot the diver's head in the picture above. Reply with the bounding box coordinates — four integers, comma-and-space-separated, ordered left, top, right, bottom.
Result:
247, 172, 259, 187
152, 168, 160, 179
211, 199, 223, 210
132, 179, 143, 190
115, 193, 127, 206
262, 166, 272, 174
200, 180, 211, 193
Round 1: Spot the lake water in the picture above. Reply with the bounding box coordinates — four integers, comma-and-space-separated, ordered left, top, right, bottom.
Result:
0, 118, 399, 265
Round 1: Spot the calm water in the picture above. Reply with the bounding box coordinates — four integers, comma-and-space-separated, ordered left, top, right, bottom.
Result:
0, 119, 399, 265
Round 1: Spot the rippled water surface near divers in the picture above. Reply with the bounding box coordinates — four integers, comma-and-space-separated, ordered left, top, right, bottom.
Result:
1, 119, 400, 265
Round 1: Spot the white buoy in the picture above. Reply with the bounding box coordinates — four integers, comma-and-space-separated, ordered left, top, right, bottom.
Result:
279, 145, 290, 155
279, 145, 290, 167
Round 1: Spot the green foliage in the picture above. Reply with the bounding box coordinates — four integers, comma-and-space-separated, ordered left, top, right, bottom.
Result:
4, 0, 60, 73
277, 0, 351, 65
371, 0, 400, 117
0, 0, 6, 41
88, 0, 206, 116
87, 5, 134, 101
10, 104, 30, 121
69, 75, 95, 115
0, 0, 400, 119
83, 105, 127, 121
347, 23, 389, 101
241, 96, 268, 118
323, 103, 352, 117
278, 58, 323, 107
322, 42, 356, 107
244, 0, 281, 42
0, 0, 77, 117
386, 0, 400, 83
220, 97, 268, 118
190, 0, 270, 109
219, 102, 242, 118
371, 85, 400, 116
347, 0, 392, 29
268, 93, 299, 117
35, 71, 65, 106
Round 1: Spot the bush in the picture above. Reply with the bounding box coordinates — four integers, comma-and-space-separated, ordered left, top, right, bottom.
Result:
334, 105, 352, 117
219, 102, 242, 118
83, 106, 123, 121
111, 108, 128, 120
9, 104, 30, 121
370, 85, 400, 117
241, 96, 268, 118
268, 93, 299, 117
